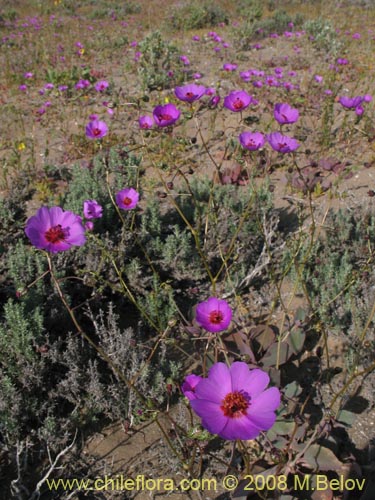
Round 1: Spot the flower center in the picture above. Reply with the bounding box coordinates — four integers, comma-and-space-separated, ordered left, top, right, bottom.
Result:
278, 142, 287, 150
186, 92, 194, 99
123, 196, 132, 206
209, 310, 224, 324
221, 391, 250, 418
233, 99, 244, 110
158, 113, 172, 121
247, 139, 255, 148
93, 127, 102, 136
45, 224, 68, 244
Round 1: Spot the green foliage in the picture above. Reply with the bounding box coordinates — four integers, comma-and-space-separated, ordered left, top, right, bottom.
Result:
235, 0, 263, 22
87, 2, 141, 19
140, 176, 274, 291
137, 31, 185, 91
234, 9, 304, 49
0, 300, 44, 373
167, 1, 228, 31
303, 17, 344, 56
63, 146, 141, 229
289, 208, 375, 335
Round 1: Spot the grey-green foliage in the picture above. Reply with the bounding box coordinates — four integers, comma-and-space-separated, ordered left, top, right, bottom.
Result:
63, 146, 141, 227
141, 177, 273, 290
303, 18, 344, 56
166, 1, 228, 31
291, 208, 375, 335
234, 9, 304, 50
235, 0, 263, 22
0, 300, 45, 439
137, 31, 185, 91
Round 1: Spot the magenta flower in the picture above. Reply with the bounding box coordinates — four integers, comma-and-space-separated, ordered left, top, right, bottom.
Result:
180, 55, 190, 66
338, 96, 364, 109
267, 132, 300, 153
223, 63, 237, 72
83, 200, 103, 219
189, 362, 280, 440
85, 119, 108, 139
181, 374, 202, 400
94, 80, 109, 92
239, 132, 265, 151
116, 188, 139, 210
274, 103, 299, 125
153, 103, 180, 127
75, 79, 90, 90
175, 84, 206, 103
223, 91, 252, 112
196, 297, 232, 333
25, 206, 86, 253
139, 115, 154, 129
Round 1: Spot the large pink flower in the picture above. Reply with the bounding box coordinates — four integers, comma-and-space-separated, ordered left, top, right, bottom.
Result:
189, 362, 280, 440
25, 206, 86, 253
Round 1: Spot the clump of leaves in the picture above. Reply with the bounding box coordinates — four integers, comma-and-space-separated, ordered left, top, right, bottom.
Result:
234, 9, 304, 50
137, 31, 185, 91
166, 1, 228, 31
303, 17, 344, 56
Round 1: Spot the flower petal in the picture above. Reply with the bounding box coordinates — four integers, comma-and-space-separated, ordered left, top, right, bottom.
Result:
190, 400, 227, 435
219, 414, 261, 440
247, 387, 281, 421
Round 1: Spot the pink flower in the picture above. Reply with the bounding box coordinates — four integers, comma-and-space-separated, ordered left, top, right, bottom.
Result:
181, 374, 202, 400
139, 115, 154, 129
223, 91, 252, 112
116, 188, 139, 210
274, 103, 299, 125
188, 362, 280, 440
239, 132, 265, 151
94, 80, 109, 92
85, 119, 108, 139
175, 84, 206, 103
83, 200, 103, 219
196, 297, 232, 333
25, 206, 86, 253
267, 132, 300, 153
153, 103, 180, 127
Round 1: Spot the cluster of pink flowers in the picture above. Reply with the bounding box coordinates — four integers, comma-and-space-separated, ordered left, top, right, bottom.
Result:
238, 102, 300, 153
25, 190, 139, 252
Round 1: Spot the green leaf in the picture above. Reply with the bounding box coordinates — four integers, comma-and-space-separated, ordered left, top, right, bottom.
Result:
287, 328, 305, 355
261, 342, 293, 367
336, 409, 356, 426
303, 445, 343, 471
294, 307, 307, 322
250, 324, 277, 352
284, 381, 302, 399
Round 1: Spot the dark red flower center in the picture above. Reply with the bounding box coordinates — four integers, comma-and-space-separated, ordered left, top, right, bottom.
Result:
45, 224, 68, 244
92, 127, 102, 136
209, 310, 224, 324
278, 142, 287, 150
221, 391, 250, 418
158, 113, 172, 121
123, 196, 132, 206
186, 92, 194, 98
247, 139, 255, 147
233, 99, 244, 110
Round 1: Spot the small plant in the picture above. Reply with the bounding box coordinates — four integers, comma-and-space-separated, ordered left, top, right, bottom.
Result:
137, 31, 185, 91
167, 1, 228, 31
304, 17, 344, 56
